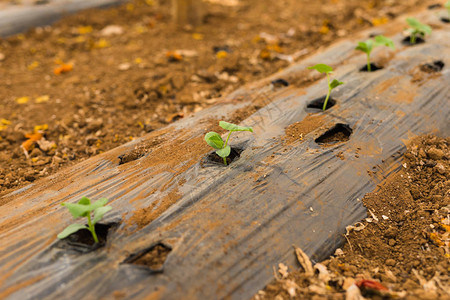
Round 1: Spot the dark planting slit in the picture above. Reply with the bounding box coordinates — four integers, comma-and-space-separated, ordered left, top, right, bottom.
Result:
205, 147, 242, 166
402, 36, 425, 46
55, 222, 118, 253
306, 96, 336, 111
123, 243, 172, 273
360, 63, 383, 72
315, 124, 352, 145
420, 61, 445, 73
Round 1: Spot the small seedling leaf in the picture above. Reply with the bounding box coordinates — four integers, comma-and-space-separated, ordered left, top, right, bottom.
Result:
78, 196, 91, 205
205, 132, 224, 149
374, 35, 395, 49
406, 18, 432, 35
62, 198, 109, 218
307, 63, 333, 74
87, 198, 109, 211
330, 79, 344, 89
57, 223, 87, 239
355, 41, 372, 54
93, 205, 112, 225
62, 202, 91, 218
446, 1, 450, 12
216, 145, 231, 158
219, 121, 253, 132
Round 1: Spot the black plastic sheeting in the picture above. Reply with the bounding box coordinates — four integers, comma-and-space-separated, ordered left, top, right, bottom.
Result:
0, 0, 126, 37
0, 9, 449, 300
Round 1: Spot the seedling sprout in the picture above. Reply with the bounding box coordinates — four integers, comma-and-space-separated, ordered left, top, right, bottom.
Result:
204, 121, 253, 165
355, 35, 395, 72
446, 1, 450, 16
406, 18, 432, 44
307, 64, 344, 111
58, 196, 112, 243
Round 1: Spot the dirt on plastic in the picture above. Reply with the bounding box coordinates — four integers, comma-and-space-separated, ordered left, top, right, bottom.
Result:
0, 0, 438, 197
254, 135, 450, 300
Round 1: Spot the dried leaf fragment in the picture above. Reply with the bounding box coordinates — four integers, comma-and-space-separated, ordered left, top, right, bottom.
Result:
54, 63, 73, 75
294, 245, 313, 276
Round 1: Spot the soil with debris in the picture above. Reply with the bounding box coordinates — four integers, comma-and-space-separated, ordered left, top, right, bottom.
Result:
0, 0, 439, 196
254, 135, 450, 300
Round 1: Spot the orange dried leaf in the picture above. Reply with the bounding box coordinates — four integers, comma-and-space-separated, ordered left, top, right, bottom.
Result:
166, 51, 183, 62
216, 50, 228, 59
16, 96, 29, 104
22, 132, 42, 151
54, 64, 73, 75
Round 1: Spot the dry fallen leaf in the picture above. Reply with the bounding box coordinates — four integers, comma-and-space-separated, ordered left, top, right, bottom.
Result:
54, 63, 73, 75
16, 96, 30, 104
35, 95, 50, 103
345, 222, 366, 235
294, 246, 313, 276
278, 263, 289, 279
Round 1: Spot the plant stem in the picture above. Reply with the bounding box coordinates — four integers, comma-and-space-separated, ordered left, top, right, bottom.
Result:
410, 32, 416, 44
366, 53, 371, 72
222, 131, 232, 166
87, 213, 99, 243
323, 73, 331, 111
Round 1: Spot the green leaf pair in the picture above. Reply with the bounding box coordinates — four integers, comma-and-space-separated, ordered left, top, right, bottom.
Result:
57, 197, 112, 243
307, 64, 344, 111
205, 121, 253, 165
355, 35, 395, 72
406, 18, 432, 44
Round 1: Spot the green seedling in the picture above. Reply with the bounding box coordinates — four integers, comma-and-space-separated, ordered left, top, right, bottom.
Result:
307, 64, 344, 111
406, 17, 432, 44
446, 1, 450, 17
58, 196, 112, 243
205, 121, 253, 166
355, 35, 395, 72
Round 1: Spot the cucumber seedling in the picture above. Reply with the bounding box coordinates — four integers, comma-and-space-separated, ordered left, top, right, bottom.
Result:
307, 64, 344, 111
205, 121, 253, 166
406, 18, 432, 44
446, 1, 450, 15
58, 196, 112, 243
355, 35, 395, 72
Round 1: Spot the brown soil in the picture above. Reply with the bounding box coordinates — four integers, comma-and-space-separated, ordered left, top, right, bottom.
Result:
127, 243, 172, 270
0, 0, 438, 197
284, 114, 325, 145
254, 135, 450, 300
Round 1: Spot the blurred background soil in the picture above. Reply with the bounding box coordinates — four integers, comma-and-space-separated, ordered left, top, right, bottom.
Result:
0, 0, 438, 195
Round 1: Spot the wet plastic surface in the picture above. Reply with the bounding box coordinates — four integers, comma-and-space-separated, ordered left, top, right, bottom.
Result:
0, 9, 449, 300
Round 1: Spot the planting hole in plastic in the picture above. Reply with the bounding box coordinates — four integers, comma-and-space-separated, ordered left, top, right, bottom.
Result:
420, 61, 445, 73
427, 3, 442, 9
55, 222, 118, 253
315, 124, 352, 145
402, 36, 425, 46
123, 243, 172, 273
441, 17, 450, 23
205, 147, 242, 166
360, 63, 383, 72
271, 78, 289, 88
306, 96, 336, 111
